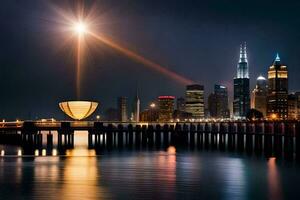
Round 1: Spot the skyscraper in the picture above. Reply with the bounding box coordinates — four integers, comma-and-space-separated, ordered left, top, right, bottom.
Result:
117, 97, 128, 122
233, 42, 250, 118
176, 97, 185, 112
185, 84, 204, 118
288, 93, 298, 120
208, 93, 218, 117
208, 85, 230, 118
132, 90, 140, 122
297, 92, 300, 120
267, 54, 288, 120
251, 76, 268, 117
158, 96, 175, 122
140, 102, 159, 122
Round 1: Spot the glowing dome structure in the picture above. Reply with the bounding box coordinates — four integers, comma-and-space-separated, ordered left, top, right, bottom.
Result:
59, 101, 98, 120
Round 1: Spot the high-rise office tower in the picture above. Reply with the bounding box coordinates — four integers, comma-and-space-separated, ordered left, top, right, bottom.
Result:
297, 92, 300, 120
132, 90, 140, 122
267, 54, 288, 120
185, 84, 204, 118
158, 96, 175, 121
233, 42, 250, 118
208, 85, 230, 118
117, 97, 128, 122
288, 93, 298, 120
215, 85, 230, 118
208, 93, 218, 117
140, 102, 159, 122
251, 76, 268, 117
176, 97, 185, 112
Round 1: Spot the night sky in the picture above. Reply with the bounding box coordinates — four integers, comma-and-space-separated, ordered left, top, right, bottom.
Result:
0, 0, 300, 120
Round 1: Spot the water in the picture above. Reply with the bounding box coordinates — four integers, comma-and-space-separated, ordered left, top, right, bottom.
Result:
0, 132, 300, 200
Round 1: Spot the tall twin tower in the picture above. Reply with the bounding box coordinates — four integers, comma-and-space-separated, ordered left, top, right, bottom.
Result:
233, 42, 250, 118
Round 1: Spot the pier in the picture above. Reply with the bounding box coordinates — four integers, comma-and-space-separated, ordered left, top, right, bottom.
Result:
0, 120, 299, 158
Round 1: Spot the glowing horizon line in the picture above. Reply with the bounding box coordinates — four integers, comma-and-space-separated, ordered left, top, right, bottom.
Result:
87, 31, 194, 85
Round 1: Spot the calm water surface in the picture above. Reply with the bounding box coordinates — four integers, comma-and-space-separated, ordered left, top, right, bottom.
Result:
0, 132, 300, 200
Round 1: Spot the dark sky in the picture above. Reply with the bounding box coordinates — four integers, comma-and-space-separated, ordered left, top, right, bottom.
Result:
0, 0, 300, 120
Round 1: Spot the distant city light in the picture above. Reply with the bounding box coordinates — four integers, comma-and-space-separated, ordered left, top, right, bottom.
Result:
257, 75, 266, 81
271, 113, 277, 120
17, 149, 22, 156
42, 149, 47, 156
158, 96, 175, 99
150, 103, 156, 108
52, 149, 58, 156
167, 146, 176, 154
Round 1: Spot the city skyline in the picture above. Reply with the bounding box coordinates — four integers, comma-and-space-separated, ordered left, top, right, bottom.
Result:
1, 2, 300, 200
1, 0, 300, 119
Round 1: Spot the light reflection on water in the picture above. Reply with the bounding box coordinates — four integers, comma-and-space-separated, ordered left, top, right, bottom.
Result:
268, 157, 282, 200
0, 132, 300, 199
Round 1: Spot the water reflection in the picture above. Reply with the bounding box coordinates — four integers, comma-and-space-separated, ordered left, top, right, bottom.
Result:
52, 149, 57, 156
0, 131, 300, 200
32, 149, 110, 199
1, 150, 4, 156
220, 158, 246, 200
42, 149, 47, 156
65, 148, 96, 157
268, 157, 282, 200
17, 149, 22, 156
61, 149, 108, 199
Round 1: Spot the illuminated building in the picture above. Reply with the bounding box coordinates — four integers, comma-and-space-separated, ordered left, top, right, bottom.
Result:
215, 85, 230, 118
297, 92, 300, 120
158, 96, 175, 122
185, 84, 204, 118
267, 54, 288, 120
288, 93, 299, 120
208, 85, 230, 118
251, 76, 268, 117
173, 110, 192, 121
117, 97, 128, 122
140, 103, 159, 122
140, 110, 149, 122
59, 101, 98, 120
233, 42, 250, 118
296, 92, 300, 120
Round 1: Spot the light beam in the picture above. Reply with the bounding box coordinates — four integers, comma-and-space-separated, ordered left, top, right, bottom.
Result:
87, 31, 194, 85
76, 34, 82, 99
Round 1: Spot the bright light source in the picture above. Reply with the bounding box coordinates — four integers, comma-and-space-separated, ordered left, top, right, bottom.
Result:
73, 22, 87, 35
42, 149, 47, 156
52, 149, 57, 156
150, 103, 156, 108
271, 113, 277, 120
17, 149, 22, 156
